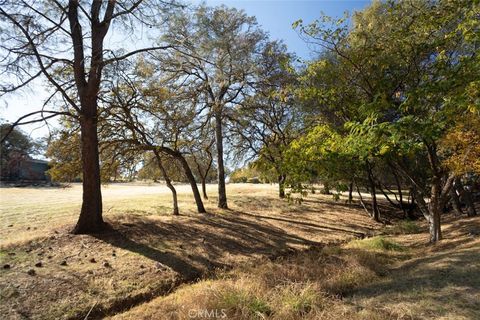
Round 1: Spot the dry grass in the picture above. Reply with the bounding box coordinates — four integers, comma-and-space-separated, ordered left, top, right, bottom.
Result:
351, 216, 480, 320
0, 183, 375, 246
0, 183, 379, 319
0, 183, 208, 245
2, 183, 478, 319
111, 217, 480, 320
108, 238, 403, 320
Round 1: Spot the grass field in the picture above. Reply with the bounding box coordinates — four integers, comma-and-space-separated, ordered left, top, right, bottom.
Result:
0, 183, 209, 245
0, 183, 479, 319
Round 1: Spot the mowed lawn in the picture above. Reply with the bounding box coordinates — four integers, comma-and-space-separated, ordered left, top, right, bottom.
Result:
1, 183, 219, 245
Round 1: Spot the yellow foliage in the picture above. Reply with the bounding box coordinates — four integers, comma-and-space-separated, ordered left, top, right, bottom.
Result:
441, 113, 480, 175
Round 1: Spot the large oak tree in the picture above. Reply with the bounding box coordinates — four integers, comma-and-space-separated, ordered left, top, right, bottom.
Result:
152, 5, 268, 209
0, 0, 176, 233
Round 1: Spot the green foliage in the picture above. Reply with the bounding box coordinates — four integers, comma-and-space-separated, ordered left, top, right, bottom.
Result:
289, 0, 480, 221
284, 124, 359, 195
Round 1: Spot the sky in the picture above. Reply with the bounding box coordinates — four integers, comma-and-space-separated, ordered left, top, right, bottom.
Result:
0, 0, 371, 139
193, 0, 370, 59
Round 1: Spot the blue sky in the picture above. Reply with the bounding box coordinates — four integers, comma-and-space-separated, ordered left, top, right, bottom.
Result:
0, 1, 371, 138
192, 0, 371, 59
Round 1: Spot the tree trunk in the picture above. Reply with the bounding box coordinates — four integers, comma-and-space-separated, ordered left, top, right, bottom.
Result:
370, 186, 380, 222
154, 151, 178, 216
428, 207, 442, 242
450, 187, 463, 216
321, 183, 331, 195
366, 161, 380, 222
355, 179, 370, 215
73, 116, 105, 234
428, 178, 442, 242
177, 154, 206, 213
278, 174, 286, 198
348, 182, 353, 204
406, 189, 417, 220
201, 176, 208, 200
411, 183, 442, 243
69, 1, 111, 234
392, 168, 407, 218
215, 111, 228, 209
424, 173, 454, 243
456, 178, 477, 217
378, 183, 399, 208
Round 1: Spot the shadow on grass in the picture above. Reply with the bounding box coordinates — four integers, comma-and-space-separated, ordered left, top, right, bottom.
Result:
101, 211, 324, 266
348, 240, 480, 319
93, 227, 202, 280
236, 210, 369, 238
72, 203, 381, 319
93, 203, 377, 283
231, 196, 309, 214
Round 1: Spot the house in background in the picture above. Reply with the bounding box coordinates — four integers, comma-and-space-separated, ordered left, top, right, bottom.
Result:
1, 154, 50, 182
18, 158, 50, 181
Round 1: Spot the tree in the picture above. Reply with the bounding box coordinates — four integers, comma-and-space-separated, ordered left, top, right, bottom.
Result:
0, 0, 175, 233
153, 151, 179, 215
46, 126, 141, 183
188, 137, 215, 200
100, 63, 207, 213
153, 5, 268, 209
46, 130, 82, 182
294, 0, 479, 241
231, 41, 299, 198
0, 123, 41, 180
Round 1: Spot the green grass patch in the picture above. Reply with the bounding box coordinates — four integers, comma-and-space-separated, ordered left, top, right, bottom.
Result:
220, 288, 272, 318
389, 220, 421, 235
347, 236, 405, 252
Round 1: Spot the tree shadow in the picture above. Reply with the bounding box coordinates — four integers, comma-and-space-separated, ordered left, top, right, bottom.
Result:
347, 241, 480, 319
93, 227, 202, 281
110, 213, 317, 258
92, 201, 381, 285
235, 210, 371, 238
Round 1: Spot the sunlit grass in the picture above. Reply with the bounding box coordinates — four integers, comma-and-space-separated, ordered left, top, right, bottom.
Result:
346, 236, 405, 252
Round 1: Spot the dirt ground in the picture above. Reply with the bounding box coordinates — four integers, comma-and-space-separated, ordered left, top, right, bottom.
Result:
0, 183, 381, 319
